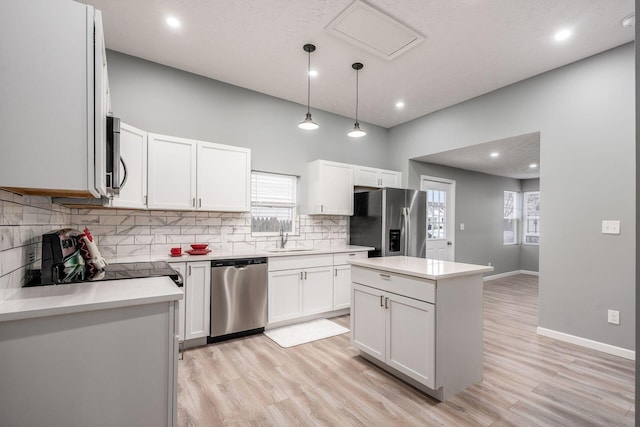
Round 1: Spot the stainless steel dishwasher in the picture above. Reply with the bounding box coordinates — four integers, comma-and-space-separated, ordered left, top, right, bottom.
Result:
209, 257, 268, 341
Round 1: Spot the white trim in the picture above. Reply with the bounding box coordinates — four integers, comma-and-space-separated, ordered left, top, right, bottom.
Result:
483, 270, 539, 281
420, 175, 456, 262
519, 270, 539, 276
537, 327, 635, 360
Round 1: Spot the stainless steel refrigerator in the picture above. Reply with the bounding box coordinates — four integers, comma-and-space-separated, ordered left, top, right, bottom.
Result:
350, 188, 426, 258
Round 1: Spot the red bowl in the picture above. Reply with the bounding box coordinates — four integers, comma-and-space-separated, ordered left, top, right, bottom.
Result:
190, 243, 208, 250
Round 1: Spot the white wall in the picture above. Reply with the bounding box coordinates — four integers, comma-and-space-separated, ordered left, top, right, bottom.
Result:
389, 43, 635, 350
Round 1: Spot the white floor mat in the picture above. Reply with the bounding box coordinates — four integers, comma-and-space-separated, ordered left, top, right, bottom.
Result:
264, 319, 349, 348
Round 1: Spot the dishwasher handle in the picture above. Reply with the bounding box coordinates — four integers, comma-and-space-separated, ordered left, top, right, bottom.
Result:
211, 257, 268, 268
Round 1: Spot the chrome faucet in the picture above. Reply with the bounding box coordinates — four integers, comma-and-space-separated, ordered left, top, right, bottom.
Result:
279, 227, 288, 249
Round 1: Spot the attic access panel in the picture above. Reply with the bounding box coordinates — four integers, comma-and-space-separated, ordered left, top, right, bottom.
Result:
325, 0, 425, 61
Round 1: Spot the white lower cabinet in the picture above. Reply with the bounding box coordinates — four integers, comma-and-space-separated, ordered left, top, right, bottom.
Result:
333, 252, 367, 310
268, 265, 333, 324
169, 262, 187, 342
171, 261, 210, 340
333, 265, 352, 310
267, 254, 334, 325
301, 266, 334, 315
352, 283, 436, 389
268, 269, 302, 323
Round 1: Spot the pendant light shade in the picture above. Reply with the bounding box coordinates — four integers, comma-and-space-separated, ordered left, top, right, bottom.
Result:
298, 44, 319, 130
347, 62, 366, 138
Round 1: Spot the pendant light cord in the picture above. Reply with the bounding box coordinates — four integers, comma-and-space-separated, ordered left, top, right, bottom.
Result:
307, 50, 311, 115
355, 69, 359, 123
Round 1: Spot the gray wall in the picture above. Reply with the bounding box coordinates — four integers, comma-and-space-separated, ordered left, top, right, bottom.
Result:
390, 44, 635, 350
634, 0, 639, 413
106, 50, 390, 178
520, 178, 540, 272
409, 161, 521, 275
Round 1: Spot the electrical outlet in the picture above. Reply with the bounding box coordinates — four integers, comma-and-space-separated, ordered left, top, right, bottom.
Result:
608, 309, 620, 325
602, 220, 621, 235
459, 223, 465, 231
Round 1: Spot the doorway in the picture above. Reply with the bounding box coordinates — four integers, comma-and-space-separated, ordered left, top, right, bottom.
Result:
420, 175, 455, 261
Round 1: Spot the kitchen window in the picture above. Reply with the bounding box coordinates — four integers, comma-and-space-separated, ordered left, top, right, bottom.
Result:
523, 191, 540, 245
503, 191, 519, 245
251, 171, 297, 235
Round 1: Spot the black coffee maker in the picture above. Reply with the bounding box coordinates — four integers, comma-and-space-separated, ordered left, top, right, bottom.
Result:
41, 229, 87, 284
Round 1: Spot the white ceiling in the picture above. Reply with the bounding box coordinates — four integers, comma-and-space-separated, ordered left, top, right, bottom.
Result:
80, 0, 634, 130
414, 132, 541, 179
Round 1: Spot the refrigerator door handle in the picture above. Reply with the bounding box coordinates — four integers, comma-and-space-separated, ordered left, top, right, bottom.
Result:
402, 207, 410, 255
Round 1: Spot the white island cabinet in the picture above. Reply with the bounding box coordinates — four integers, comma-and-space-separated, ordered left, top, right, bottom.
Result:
350, 256, 493, 401
0, 277, 182, 427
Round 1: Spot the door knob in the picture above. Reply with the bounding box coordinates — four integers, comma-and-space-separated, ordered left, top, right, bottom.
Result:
447, 241, 452, 246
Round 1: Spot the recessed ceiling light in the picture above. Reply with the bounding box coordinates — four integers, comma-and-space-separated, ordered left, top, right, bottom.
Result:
554, 29, 571, 42
490, 152, 499, 158
309, 70, 318, 77
395, 101, 405, 109
166, 16, 181, 29
529, 163, 538, 168
622, 14, 635, 28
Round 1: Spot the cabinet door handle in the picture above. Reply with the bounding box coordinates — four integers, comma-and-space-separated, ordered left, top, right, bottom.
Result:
300, 271, 303, 280
188, 265, 192, 276
385, 297, 389, 309
198, 198, 202, 208
144, 195, 148, 205
304, 271, 307, 280
348, 253, 356, 257
380, 295, 384, 307
192, 197, 196, 207
379, 273, 391, 279
321, 204, 324, 213
335, 268, 338, 277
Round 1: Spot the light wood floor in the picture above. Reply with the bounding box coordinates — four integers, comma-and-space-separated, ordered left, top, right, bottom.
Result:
177, 275, 635, 426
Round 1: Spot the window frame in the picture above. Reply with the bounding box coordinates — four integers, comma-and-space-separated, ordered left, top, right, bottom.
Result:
522, 191, 540, 246
250, 171, 298, 237
503, 190, 520, 246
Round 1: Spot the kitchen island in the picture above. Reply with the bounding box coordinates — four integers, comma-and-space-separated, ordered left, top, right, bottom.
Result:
349, 256, 493, 401
0, 277, 182, 427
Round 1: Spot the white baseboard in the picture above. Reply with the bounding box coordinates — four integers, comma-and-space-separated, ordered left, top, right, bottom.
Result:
537, 327, 635, 360
483, 270, 538, 281
520, 270, 539, 276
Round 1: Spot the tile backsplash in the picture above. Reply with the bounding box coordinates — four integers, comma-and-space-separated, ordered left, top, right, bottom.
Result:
71, 209, 348, 257
0, 189, 71, 295
0, 193, 348, 296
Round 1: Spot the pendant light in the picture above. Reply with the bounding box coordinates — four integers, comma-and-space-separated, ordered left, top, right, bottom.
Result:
347, 62, 366, 138
298, 44, 319, 130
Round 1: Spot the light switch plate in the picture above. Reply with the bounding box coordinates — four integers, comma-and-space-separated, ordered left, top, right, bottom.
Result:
602, 220, 621, 235
460, 223, 465, 231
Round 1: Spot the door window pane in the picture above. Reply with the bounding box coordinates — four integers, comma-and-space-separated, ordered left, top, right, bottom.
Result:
427, 189, 446, 240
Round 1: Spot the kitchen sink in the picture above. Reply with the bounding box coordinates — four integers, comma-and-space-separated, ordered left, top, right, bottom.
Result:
265, 248, 315, 253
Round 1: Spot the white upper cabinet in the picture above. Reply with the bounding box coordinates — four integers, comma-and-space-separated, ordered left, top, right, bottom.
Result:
147, 133, 197, 210
353, 165, 402, 188
111, 123, 147, 209
0, 1, 108, 197
147, 133, 251, 212
197, 142, 251, 212
307, 160, 354, 215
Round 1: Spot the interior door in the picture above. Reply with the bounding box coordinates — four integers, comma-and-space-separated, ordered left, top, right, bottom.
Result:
421, 176, 455, 261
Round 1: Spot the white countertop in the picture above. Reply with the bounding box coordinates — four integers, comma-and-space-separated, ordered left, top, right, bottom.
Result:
107, 245, 373, 264
0, 277, 183, 322
349, 256, 494, 280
